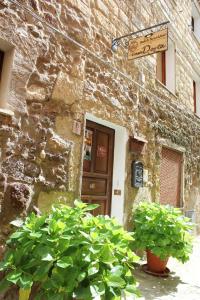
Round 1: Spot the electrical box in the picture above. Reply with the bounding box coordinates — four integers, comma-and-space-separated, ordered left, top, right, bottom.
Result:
131, 161, 143, 188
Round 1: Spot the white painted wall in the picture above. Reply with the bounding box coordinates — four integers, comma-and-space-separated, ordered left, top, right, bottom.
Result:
166, 39, 176, 94
85, 113, 128, 225
195, 18, 200, 41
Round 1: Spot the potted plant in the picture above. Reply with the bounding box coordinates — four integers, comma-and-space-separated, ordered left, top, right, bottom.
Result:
0, 200, 140, 300
132, 202, 193, 274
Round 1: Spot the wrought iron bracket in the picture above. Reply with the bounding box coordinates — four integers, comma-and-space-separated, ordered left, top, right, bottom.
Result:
111, 20, 170, 51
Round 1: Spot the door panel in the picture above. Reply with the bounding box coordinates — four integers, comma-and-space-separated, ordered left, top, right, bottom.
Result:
81, 120, 114, 215
95, 131, 109, 173
82, 178, 107, 196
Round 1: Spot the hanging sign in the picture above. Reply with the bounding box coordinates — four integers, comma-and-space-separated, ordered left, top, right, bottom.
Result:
128, 28, 168, 60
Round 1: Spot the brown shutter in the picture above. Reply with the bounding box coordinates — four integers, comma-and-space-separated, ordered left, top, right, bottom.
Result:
161, 51, 166, 85
160, 148, 182, 207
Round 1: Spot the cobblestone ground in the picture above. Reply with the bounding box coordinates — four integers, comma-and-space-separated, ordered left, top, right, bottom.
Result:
134, 237, 200, 300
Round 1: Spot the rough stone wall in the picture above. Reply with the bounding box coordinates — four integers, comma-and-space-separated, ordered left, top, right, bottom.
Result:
0, 0, 200, 255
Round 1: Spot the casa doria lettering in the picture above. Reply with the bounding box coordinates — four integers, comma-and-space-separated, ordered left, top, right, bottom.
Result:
130, 43, 166, 56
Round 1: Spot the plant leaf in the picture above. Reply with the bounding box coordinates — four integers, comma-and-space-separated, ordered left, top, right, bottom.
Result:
42, 253, 53, 261
88, 263, 99, 276
57, 257, 73, 268
6, 270, 22, 284
84, 204, 99, 211
107, 274, 126, 288
10, 219, 24, 227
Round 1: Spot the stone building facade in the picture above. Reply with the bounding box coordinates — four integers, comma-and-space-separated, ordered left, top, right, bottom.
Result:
1, 0, 200, 252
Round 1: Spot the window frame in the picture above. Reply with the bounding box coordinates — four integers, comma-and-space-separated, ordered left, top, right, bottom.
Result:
0, 50, 4, 80
156, 39, 176, 94
156, 51, 166, 85
191, 2, 200, 43
193, 80, 197, 114
0, 39, 15, 114
161, 51, 166, 85
191, 16, 195, 32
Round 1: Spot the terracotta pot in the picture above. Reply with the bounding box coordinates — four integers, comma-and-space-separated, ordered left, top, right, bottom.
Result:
146, 250, 169, 273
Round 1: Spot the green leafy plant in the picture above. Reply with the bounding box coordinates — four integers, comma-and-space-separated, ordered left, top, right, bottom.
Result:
132, 202, 193, 262
0, 200, 139, 300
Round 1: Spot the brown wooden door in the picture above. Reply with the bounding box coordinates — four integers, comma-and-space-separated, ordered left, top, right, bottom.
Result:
160, 147, 182, 207
81, 120, 115, 215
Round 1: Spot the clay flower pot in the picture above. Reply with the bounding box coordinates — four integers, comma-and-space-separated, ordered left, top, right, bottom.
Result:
146, 250, 169, 273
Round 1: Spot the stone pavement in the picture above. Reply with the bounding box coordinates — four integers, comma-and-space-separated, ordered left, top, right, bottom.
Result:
133, 237, 200, 300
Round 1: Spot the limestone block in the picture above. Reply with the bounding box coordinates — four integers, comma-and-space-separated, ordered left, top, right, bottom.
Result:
66, 0, 91, 17
29, 0, 39, 11
76, 0, 91, 16
93, 9, 116, 36
118, 9, 129, 28
47, 129, 72, 152
24, 161, 41, 178
94, 0, 109, 17
26, 84, 47, 102
2, 157, 40, 183
0, 173, 6, 188
1, 183, 32, 224
109, 96, 122, 108
106, 0, 118, 17
51, 72, 84, 104
132, 187, 152, 208
37, 190, 74, 213
70, 51, 85, 80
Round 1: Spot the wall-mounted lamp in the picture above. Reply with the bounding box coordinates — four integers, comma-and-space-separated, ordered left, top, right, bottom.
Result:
111, 39, 120, 52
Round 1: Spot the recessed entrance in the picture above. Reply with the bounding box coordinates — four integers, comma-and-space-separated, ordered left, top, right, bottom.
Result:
81, 120, 115, 215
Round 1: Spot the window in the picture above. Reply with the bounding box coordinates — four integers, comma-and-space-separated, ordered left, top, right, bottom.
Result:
191, 2, 200, 42
191, 16, 195, 32
0, 39, 15, 112
193, 80, 196, 113
156, 51, 166, 85
193, 78, 200, 117
0, 50, 4, 81
156, 39, 176, 94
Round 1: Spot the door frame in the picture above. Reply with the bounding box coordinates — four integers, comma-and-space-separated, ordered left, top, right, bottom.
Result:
81, 113, 128, 224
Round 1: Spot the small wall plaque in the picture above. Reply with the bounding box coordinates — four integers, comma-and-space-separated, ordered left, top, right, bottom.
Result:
72, 120, 82, 135
114, 189, 121, 196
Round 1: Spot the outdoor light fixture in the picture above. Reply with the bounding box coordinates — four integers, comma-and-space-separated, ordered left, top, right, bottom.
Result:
111, 20, 170, 53
111, 39, 120, 52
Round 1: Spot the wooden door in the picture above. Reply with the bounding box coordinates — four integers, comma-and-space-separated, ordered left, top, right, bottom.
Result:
81, 120, 115, 215
160, 147, 182, 207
